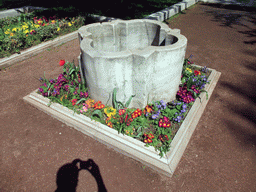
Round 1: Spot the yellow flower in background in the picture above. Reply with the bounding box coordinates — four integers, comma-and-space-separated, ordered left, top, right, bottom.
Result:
186, 68, 192, 73
34, 24, 40, 28
5, 30, 10, 34
51, 20, 56, 23
22, 25, 28, 29
57, 27, 60, 31
71, 21, 75, 24
12, 28, 17, 32
24, 29, 29, 34
10, 33, 14, 36
68, 22, 72, 26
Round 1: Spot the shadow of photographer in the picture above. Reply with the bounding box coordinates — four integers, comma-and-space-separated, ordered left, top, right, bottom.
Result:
55, 158, 107, 192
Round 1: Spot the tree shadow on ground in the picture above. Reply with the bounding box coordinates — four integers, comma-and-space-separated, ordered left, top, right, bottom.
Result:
201, 3, 256, 45
55, 158, 107, 192
200, 2, 256, 12
223, 119, 256, 149
218, 63, 256, 149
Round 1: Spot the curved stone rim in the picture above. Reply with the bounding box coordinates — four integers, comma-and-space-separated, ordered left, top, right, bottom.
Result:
78, 19, 187, 58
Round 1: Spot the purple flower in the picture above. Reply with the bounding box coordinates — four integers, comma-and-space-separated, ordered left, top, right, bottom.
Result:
52, 89, 58, 97
152, 114, 159, 119
182, 104, 187, 109
201, 66, 208, 73
49, 79, 55, 84
39, 88, 44, 93
181, 109, 186, 113
160, 100, 167, 110
57, 74, 64, 81
43, 92, 48, 97
64, 84, 69, 91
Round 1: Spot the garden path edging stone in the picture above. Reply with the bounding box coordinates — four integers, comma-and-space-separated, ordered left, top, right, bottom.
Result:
23, 64, 221, 177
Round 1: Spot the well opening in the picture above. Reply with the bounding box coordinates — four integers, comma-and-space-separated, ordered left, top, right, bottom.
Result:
87, 22, 179, 53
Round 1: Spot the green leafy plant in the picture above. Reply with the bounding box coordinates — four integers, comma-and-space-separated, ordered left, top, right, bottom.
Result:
36, 56, 211, 157
112, 87, 135, 110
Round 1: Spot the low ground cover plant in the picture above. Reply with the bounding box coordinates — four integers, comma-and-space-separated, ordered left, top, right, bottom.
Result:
37, 56, 211, 157
0, 9, 95, 58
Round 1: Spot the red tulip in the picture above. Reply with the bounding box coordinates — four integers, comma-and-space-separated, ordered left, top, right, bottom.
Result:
59, 60, 65, 66
194, 70, 201, 76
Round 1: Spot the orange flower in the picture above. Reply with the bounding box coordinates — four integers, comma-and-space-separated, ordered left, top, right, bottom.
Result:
105, 116, 111, 124
143, 105, 153, 114
94, 101, 105, 109
85, 99, 95, 108
107, 122, 113, 128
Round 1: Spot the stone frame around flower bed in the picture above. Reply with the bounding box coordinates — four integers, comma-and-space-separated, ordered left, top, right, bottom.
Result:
23, 64, 221, 177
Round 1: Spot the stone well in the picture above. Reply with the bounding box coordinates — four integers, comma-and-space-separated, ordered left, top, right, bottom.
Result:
78, 19, 187, 109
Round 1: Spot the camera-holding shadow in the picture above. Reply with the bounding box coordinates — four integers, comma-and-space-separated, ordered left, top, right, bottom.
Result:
55, 158, 107, 192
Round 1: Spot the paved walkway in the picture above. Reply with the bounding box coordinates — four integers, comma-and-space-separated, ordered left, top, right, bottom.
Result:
0, 2, 255, 191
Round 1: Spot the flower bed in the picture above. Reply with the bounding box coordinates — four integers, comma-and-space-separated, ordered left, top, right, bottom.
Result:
36, 55, 211, 157
0, 12, 90, 58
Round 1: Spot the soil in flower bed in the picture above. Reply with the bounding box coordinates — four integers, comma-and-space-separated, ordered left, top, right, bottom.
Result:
36, 56, 211, 157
